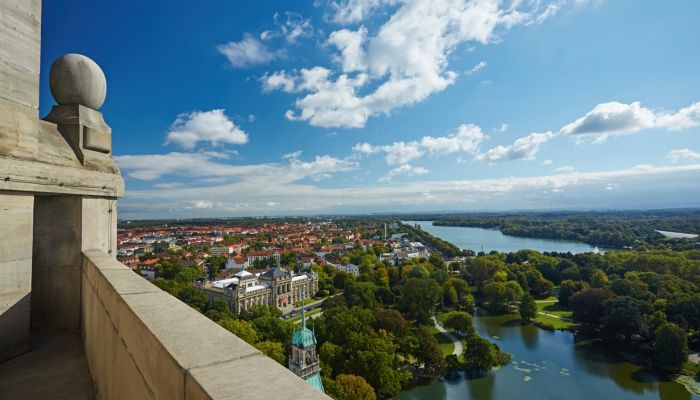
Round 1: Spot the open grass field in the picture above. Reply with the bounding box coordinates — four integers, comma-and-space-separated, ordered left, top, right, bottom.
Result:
427, 323, 455, 357
534, 301, 574, 329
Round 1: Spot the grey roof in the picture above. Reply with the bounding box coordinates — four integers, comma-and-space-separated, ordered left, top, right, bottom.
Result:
260, 267, 290, 279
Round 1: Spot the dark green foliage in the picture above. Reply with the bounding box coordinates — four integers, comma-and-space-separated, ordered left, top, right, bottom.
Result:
205, 298, 233, 321
415, 326, 445, 376
344, 282, 379, 309
241, 305, 294, 344
569, 288, 615, 326
443, 311, 475, 337
373, 308, 409, 336
558, 280, 588, 306
483, 280, 523, 313
519, 294, 537, 321
654, 323, 688, 372
399, 278, 441, 323
463, 336, 508, 371
601, 296, 654, 340
177, 286, 208, 310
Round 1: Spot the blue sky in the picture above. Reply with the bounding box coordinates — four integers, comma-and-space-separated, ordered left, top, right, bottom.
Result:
40, 0, 700, 219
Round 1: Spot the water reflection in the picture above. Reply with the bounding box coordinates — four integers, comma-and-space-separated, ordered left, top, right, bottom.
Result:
570, 339, 690, 399
397, 312, 698, 400
465, 371, 495, 400
519, 323, 539, 350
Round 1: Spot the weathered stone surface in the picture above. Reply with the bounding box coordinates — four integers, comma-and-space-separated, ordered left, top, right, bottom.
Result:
186, 354, 330, 400
37, 120, 83, 167
0, 292, 30, 361
33, 196, 82, 268
32, 265, 82, 330
0, 157, 125, 197
0, 259, 31, 294
32, 195, 82, 331
81, 248, 332, 400
0, 0, 41, 74
50, 54, 106, 110
0, 193, 32, 362
0, 97, 38, 160
82, 198, 118, 254
97, 267, 160, 329
116, 290, 257, 400
0, 57, 38, 108
0, 192, 33, 262
0, 332, 94, 400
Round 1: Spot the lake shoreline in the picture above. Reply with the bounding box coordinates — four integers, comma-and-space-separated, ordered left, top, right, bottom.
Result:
401, 220, 607, 254
431, 221, 619, 251
396, 225, 698, 400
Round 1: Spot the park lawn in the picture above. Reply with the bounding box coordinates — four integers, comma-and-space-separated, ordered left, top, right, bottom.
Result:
539, 302, 573, 318
427, 323, 454, 357
434, 312, 469, 359
534, 301, 574, 329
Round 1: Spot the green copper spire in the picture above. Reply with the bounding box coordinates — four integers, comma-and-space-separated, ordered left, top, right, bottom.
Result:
301, 299, 306, 330
291, 286, 317, 348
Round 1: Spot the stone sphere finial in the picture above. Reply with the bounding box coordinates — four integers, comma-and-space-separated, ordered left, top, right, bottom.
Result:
49, 54, 107, 110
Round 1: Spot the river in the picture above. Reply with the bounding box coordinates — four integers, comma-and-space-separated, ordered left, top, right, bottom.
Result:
397, 312, 697, 400
402, 221, 604, 254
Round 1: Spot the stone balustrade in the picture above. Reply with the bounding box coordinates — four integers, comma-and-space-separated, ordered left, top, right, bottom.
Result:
82, 251, 329, 399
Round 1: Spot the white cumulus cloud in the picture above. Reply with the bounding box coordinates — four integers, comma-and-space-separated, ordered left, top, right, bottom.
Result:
266, 0, 582, 128
420, 124, 487, 155
560, 101, 700, 143
379, 164, 430, 182
218, 34, 283, 68
354, 123, 487, 165
667, 148, 700, 163
277, 12, 314, 43
194, 200, 214, 209
328, 27, 368, 73
165, 109, 249, 149
465, 61, 487, 76
556, 165, 575, 173
475, 132, 554, 163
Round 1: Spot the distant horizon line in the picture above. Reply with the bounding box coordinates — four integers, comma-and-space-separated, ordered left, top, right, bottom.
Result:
117, 206, 700, 223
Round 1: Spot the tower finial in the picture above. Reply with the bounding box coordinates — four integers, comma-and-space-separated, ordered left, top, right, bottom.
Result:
300, 286, 306, 331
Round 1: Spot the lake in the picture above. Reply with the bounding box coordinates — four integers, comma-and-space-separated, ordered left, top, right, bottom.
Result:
402, 221, 604, 254
396, 222, 697, 400
397, 312, 698, 400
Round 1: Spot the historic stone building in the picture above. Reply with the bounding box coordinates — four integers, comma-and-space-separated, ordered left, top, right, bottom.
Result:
197, 267, 319, 314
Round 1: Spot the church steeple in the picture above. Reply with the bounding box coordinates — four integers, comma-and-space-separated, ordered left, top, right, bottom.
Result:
288, 288, 324, 393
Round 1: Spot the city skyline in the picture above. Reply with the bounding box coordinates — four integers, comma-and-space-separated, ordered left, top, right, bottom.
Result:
39, 0, 700, 219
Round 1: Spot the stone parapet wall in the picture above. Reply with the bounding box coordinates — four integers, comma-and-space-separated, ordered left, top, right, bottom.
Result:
82, 251, 329, 400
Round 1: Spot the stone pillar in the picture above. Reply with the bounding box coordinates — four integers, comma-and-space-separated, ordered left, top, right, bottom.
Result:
0, 0, 42, 361
0, 192, 34, 361
31, 196, 83, 331
82, 197, 117, 254
0, 0, 42, 160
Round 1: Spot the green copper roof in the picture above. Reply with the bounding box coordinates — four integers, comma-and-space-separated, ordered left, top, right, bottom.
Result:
291, 307, 317, 347
304, 372, 325, 393
291, 326, 316, 347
